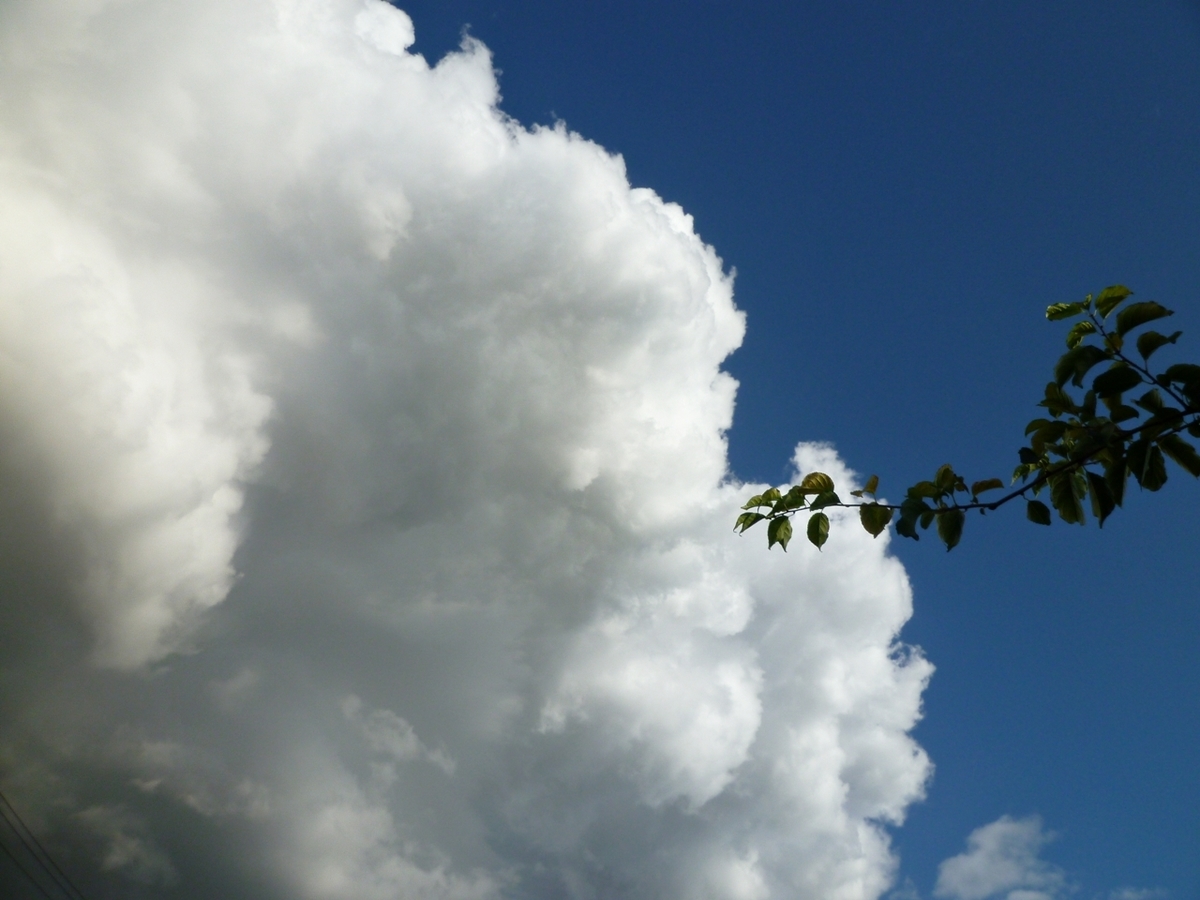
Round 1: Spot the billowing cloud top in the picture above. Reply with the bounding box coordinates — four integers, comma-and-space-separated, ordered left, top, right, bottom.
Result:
0, 1, 931, 898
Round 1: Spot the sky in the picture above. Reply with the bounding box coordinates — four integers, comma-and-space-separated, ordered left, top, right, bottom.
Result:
0, 2, 1197, 899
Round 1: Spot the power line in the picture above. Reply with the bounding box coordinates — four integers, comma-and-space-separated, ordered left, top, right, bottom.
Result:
0, 831, 58, 900
0, 787, 89, 900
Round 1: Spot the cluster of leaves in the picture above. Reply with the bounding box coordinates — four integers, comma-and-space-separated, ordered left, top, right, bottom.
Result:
736, 286, 1200, 551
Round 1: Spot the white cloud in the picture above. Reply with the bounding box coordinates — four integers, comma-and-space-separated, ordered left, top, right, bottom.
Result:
0, 1, 932, 897
934, 816, 1069, 900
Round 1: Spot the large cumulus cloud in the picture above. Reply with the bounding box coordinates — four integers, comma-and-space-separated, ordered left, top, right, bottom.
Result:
0, 1, 932, 897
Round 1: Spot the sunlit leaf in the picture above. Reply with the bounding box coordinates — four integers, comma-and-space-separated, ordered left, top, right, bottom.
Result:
1115, 301, 1173, 337
970, 478, 1004, 497
798, 472, 834, 494
1065, 319, 1096, 348
806, 512, 829, 550
936, 508, 964, 550
1047, 301, 1088, 321
1026, 499, 1052, 525
742, 494, 765, 510
1039, 382, 1079, 417
767, 516, 793, 551
862, 474, 879, 496
734, 512, 765, 533
1095, 284, 1133, 318
761, 487, 782, 503
808, 490, 842, 510
1136, 329, 1182, 361
859, 503, 893, 537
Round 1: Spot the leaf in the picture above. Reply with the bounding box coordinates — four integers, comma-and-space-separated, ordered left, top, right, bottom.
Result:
734, 512, 765, 533
1136, 329, 1182, 361
907, 481, 940, 500
859, 503, 893, 537
1128, 439, 1168, 491
767, 516, 793, 551
1092, 363, 1143, 398
1065, 319, 1096, 348
1086, 470, 1115, 526
936, 508, 965, 550
1026, 499, 1052, 525
761, 487, 782, 503
1133, 389, 1164, 413
934, 463, 958, 492
1046, 301, 1088, 321
806, 512, 829, 550
808, 490, 842, 510
1104, 457, 1128, 507
1095, 284, 1133, 318
1049, 471, 1085, 524
1018, 447, 1040, 465
1115, 301, 1173, 337
970, 478, 1004, 497
742, 494, 765, 510
894, 515, 919, 540
1054, 345, 1110, 387
862, 474, 879, 496
798, 472, 835, 494
1162, 363, 1200, 388
1159, 434, 1200, 478
1039, 382, 1079, 417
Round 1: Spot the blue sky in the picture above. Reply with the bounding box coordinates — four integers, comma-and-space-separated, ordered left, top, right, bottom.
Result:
397, 2, 1200, 895
1, 2, 1197, 898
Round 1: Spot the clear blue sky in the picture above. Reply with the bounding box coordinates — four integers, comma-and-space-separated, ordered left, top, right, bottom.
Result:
399, 2, 1200, 896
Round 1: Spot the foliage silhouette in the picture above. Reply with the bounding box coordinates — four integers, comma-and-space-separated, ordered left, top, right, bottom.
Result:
737, 286, 1200, 551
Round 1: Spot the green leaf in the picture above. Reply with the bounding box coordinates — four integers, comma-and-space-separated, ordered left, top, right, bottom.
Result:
907, 481, 940, 500
1104, 457, 1128, 508
1039, 382, 1079, 417
761, 487, 782, 503
1128, 439, 1168, 491
1046, 301, 1088, 321
1086, 470, 1115, 526
798, 472, 834, 494
1092, 363, 1143, 398
742, 494, 765, 510
1115, 301, 1173, 337
894, 515, 919, 540
1162, 363, 1200, 388
808, 490, 842, 511
862, 474, 879, 496
767, 516, 793, 551
1159, 434, 1200, 478
1027, 499, 1052, 525
934, 463, 958, 492
1133, 389, 1164, 413
936, 508, 965, 550
1136, 329, 1182, 361
735, 512, 766, 533
1054, 345, 1110, 387
859, 503, 893, 537
1018, 447, 1040, 465
806, 512, 829, 550
970, 478, 1004, 497
1065, 319, 1096, 348
1049, 471, 1085, 524
1095, 284, 1133, 318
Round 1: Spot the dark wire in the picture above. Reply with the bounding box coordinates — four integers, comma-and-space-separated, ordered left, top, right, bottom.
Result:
0, 832, 57, 900
0, 788, 88, 900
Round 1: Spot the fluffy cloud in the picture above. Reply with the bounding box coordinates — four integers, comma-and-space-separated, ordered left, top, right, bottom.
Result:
934, 816, 1068, 900
0, 1, 931, 898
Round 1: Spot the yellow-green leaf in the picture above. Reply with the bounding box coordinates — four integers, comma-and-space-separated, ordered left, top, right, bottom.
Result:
859, 503, 893, 537
806, 512, 830, 550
